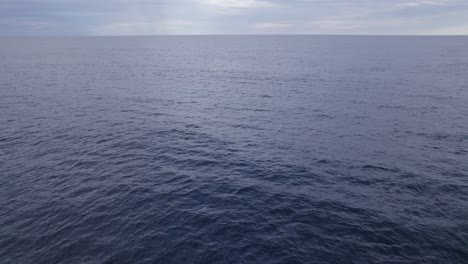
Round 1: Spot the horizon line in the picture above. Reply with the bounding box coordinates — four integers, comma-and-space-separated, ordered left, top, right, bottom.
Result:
1, 34, 468, 38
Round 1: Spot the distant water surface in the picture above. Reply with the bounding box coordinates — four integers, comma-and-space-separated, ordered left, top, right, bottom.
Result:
0, 36, 467, 263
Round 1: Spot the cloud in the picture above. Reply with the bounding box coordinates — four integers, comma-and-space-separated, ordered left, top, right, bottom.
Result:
198, 0, 274, 14
309, 19, 361, 31
94, 19, 193, 35
400, 0, 446, 7
252, 23, 293, 30
199, 0, 273, 8
0, 0, 467, 35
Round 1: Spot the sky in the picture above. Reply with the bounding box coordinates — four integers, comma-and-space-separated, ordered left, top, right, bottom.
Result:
1, 0, 467, 36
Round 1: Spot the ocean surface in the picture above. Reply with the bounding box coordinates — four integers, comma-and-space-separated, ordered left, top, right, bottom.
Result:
0, 36, 467, 264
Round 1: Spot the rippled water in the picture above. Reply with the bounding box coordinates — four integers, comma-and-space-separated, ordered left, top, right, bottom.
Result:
0, 36, 467, 263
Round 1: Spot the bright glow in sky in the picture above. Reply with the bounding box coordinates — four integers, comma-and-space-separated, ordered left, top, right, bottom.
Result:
1, 0, 467, 35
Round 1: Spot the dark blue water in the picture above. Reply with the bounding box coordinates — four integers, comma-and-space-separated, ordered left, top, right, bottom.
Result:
0, 36, 467, 263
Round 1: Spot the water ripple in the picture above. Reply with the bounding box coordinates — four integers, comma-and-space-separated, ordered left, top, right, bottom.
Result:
1, 36, 468, 264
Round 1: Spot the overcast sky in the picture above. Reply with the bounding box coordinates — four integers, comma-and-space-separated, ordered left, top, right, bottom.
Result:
1, 0, 467, 36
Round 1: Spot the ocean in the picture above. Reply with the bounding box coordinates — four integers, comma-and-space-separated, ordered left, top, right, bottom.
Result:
0, 36, 467, 263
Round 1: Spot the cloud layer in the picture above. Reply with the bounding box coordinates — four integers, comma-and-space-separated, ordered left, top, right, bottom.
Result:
0, 0, 467, 35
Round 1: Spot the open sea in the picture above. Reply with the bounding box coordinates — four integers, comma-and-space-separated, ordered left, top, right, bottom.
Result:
0, 36, 467, 263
